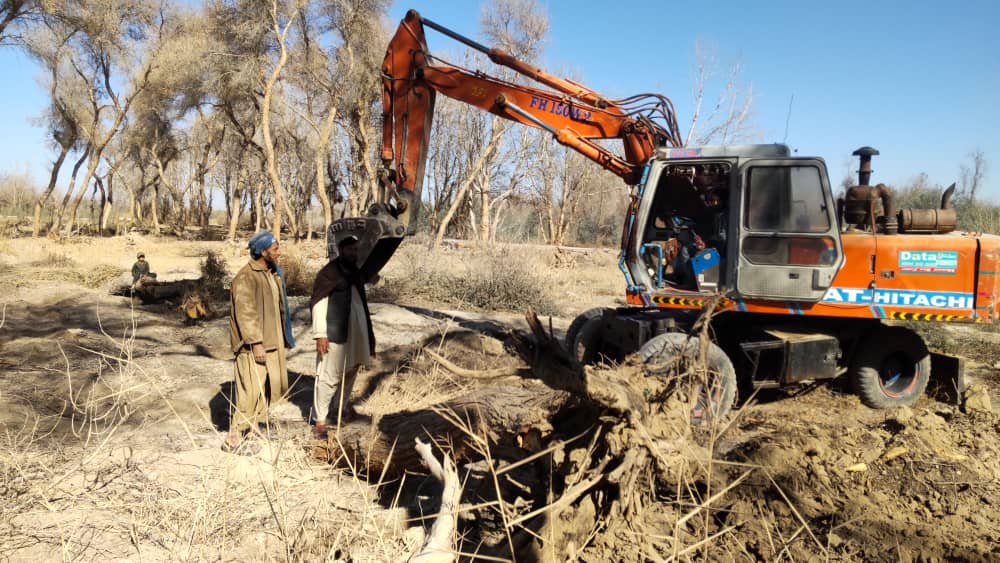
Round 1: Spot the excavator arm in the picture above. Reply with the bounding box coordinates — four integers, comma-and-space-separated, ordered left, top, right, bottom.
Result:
330, 8, 683, 275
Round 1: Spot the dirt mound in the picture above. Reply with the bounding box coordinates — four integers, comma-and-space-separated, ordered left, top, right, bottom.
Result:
719, 399, 999, 561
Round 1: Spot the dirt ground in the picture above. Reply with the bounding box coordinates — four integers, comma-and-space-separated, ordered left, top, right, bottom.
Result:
0, 234, 998, 561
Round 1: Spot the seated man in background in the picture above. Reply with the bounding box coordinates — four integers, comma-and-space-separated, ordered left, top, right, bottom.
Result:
131, 252, 156, 287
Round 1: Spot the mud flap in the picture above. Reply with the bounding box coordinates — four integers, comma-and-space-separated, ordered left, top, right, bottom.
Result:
328, 204, 406, 279
928, 351, 966, 405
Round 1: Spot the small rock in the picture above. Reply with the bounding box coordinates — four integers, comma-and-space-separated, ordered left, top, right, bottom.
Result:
827, 532, 844, 548
962, 383, 992, 414
883, 446, 908, 461
892, 406, 915, 425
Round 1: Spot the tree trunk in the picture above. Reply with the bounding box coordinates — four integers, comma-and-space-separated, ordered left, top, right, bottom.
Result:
33, 142, 72, 237
434, 124, 504, 247
227, 169, 247, 242
260, 3, 297, 241
478, 173, 490, 242
197, 157, 211, 229
314, 383, 575, 478
64, 145, 104, 236
93, 175, 106, 235
150, 180, 162, 235
253, 180, 263, 232
314, 110, 336, 243
52, 145, 91, 235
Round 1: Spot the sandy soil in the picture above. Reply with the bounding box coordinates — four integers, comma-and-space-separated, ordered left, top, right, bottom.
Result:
0, 235, 997, 561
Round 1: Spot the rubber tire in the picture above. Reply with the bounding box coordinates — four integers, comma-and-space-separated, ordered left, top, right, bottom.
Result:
573, 316, 607, 365
850, 326, 931, 409
639, 332, 738, 422
564, 307, 609, 354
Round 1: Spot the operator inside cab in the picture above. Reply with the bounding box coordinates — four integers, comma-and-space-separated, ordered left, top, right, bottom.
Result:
644, 163, 730, 291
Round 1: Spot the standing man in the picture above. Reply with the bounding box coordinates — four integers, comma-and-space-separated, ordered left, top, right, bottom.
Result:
224, 231, 296, 452
310, 236, 376, 437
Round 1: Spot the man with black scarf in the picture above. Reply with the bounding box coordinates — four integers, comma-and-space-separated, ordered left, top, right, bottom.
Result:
309, 236, 376, 437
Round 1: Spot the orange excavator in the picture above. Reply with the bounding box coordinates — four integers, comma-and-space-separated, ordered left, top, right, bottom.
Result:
330, 9, 997, 417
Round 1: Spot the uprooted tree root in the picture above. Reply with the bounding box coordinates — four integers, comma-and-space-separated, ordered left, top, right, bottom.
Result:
312, 302, 758, 561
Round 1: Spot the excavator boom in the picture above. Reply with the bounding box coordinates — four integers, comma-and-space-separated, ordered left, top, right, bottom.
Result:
330, 8, 683, 275
381, 9, 683, 207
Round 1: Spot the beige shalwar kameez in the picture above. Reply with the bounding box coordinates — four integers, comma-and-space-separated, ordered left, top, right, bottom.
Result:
229, 261, 289, 434
312, 286, 371, 423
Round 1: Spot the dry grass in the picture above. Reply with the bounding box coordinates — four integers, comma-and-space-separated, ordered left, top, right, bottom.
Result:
372, 238, 622, 316
2, 251, 127, 289
0, 303, 414, 561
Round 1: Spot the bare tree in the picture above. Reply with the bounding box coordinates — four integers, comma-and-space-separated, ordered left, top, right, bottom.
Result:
288, 0, 389, 240
26, 19, 82, 236
432, 0, 548, 247
960, 149, 988, 203
0, 0, 41, 44
684, 40, 755, 146
53, 0, 165, 236
258, 0, 300, 240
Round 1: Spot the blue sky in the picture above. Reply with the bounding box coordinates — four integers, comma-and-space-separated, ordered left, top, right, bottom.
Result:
2, 0, 997, 200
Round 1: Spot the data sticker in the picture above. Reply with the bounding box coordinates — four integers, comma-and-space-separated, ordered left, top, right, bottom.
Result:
898, 250, 958, 274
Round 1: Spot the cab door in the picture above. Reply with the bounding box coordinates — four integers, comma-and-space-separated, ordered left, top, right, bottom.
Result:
735, 159, 843, 302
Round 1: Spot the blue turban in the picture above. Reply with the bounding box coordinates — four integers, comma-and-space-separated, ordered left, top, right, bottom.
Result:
247, 231, 296, 349
248, 231, 276, 257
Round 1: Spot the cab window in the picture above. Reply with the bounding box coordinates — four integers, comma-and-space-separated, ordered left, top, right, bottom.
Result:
744, 166, 830, 233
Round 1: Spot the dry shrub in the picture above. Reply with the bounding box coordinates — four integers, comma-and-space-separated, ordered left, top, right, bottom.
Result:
373, 243, 558, 315
452, 247, 557, 314
198, 250, 228, 296
31, 252, 74, 268
278, 251, 315, 296
81, 264, 127, 289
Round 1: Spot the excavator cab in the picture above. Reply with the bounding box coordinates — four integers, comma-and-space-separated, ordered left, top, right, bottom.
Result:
633, 145, 844, 302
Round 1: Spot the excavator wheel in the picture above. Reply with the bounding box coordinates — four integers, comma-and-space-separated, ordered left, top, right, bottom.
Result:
564, 307, 610, 357
639, 332, 737, 423
572, 316, 611, 365
850, 326, 931, 409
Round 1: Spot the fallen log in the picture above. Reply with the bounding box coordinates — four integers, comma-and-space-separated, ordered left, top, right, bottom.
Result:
313, 382, 577, 477
112, 278, 200, 303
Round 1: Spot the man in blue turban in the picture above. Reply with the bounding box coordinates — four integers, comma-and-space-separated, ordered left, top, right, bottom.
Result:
224, 231, 296, 452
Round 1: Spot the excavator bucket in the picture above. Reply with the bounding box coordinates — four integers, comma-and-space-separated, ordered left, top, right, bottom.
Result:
327, 204, 407, 279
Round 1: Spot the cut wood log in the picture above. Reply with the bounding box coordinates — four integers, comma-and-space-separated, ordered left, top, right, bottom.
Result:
113, 279, 201, 303
313, 383, 576, 477
316, 309, 672, 476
